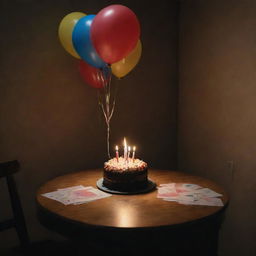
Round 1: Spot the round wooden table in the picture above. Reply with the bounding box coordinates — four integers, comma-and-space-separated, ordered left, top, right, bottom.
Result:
36, 169, 229, 256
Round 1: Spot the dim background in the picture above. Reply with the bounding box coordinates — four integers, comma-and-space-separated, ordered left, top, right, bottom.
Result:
0, 0, 255, 256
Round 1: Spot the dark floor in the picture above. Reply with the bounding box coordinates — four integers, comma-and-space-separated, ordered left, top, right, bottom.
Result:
0, 240, 172, 256
0, 240, 146, 256
0, 240, 79, 256
0, 237, 219, 256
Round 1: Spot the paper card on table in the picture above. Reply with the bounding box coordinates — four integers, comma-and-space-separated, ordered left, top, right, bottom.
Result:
157, 191, 179, 198
157, 187, 179, 198
59, 188, 106, 205
42, 186, 111, 205
179, 194, 197, 202
159, 183, 176, 189
193, 188, 222, 197
161, 193, 197, 202
175, 183, 202, 193
58, 185, 88, 191
71, 188, 111, 205
158, 185, 177, 193
178, 197, 224, 206
42, 191, 71, 205
73, 189, 96, 197
200, 197, 223, 206
70, 187, 107, 199
157, 194, 180, 201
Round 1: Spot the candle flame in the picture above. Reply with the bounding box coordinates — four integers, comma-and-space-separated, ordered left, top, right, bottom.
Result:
132, 146, 136, 162
115, 145, 118, 151
128, 146, 131, 152
123, 137, 127, 148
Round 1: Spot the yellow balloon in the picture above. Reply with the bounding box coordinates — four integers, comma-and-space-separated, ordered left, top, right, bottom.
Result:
111, 40, 142, 78
58, 12, 86, 59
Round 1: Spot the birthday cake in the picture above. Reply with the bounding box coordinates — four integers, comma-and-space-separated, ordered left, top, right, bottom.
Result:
103, 157, 148, 192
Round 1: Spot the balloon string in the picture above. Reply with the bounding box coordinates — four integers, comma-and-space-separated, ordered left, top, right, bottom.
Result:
110, 78, 119, 120
97, 73, 108, 123
98, 67, 115, 159
106, 70, 113, 159
106, 122, 110, 159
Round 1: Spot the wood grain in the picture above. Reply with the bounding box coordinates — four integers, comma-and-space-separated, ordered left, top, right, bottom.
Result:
36, 169, 228, 229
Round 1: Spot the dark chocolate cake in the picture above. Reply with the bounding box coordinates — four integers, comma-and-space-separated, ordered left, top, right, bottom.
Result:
103, 157, 148, 192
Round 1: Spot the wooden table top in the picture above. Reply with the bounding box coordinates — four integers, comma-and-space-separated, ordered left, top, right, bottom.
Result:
36, 169, 229, 229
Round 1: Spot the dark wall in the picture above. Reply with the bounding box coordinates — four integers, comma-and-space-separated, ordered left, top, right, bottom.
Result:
178, 1, 256, 255
0, 0, 178, 248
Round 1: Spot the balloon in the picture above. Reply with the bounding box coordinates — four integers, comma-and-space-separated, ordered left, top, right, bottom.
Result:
91, 5, 140, 64
58, 12, 86, 58
72, 15, 106, 68
79, 60, 109, 89
111, 40, 142, 78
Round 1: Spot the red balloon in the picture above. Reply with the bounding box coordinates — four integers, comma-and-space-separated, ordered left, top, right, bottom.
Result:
78, 60, 104, 89
91, 5, 140, 64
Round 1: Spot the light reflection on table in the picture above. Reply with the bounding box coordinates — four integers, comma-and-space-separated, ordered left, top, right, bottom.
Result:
115, 203, 137, 227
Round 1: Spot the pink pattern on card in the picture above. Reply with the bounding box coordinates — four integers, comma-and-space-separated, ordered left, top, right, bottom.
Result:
73, 190, 96, 197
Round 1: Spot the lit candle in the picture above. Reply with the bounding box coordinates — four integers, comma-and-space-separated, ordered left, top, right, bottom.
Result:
123, 138, 127, 160
132, 146, 136, 162
115, 145, 119, 162
127, 146, 131, 162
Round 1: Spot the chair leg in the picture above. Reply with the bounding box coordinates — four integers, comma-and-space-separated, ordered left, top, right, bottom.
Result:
6, 175, 30, 248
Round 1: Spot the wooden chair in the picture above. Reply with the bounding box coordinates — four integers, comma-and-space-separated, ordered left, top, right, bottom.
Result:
0, 160, 29, 248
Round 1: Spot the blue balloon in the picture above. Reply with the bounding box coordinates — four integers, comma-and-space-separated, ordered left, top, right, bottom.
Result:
72, 15, 106, 68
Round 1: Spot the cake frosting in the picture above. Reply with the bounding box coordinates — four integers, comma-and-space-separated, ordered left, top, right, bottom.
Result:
103, 157, 148, 192
104, 157, 147, 171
